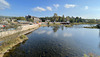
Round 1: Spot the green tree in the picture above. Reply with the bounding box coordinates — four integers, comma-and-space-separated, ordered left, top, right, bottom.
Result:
53, 13, 58, 22
27, 18, 34, 22
70, 18, 74, 23
88, 19, 96, 23
66, 16, 70, 22
17, 17, 26, 20
62, 15, 65, 22
75, 17, 80, 23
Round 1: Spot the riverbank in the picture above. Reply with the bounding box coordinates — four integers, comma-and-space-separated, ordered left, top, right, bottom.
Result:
41, 22, 97, 27
41, 22, 62, 27
0, 24, 39, 57
84, 24, 99, 29
84, 26, 98, 29
71, 22, 97, 25
3, 24, 100, 57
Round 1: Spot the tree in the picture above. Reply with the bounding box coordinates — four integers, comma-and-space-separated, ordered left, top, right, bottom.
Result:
27, 18, 34, 22
58, 16, 62, 22
66, 16, 70, 22
75, 17, 80, 23
17, 17, 26, 20
79, 17, 82, 22
62, 15, 65, 22
70, 18, 74, 23
88, 19, 96, 23
53, 13, 58, 22
55, 16, 59, 22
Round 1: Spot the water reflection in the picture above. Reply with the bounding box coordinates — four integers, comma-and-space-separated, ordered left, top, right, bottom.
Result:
4, 40, 27, 57
61, 25, 64, 30
63, 33, 72, 37
98, 29, 100, 49
47, 31, 52, 35
4, 24, 100, 57
35, 30, 46, 34
99, 29, 100, 38
52, 26, 60, 32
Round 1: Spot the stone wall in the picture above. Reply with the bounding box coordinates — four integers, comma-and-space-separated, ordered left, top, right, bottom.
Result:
0, 24, 39, 38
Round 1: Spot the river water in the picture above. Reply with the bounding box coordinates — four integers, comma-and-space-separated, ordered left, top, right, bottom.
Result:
4, 24, 100, 57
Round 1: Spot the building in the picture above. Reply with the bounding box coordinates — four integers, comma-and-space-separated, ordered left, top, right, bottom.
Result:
25, 15, 41, 23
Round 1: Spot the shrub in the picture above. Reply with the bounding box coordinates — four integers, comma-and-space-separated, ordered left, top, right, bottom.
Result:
20, 35, 27, 39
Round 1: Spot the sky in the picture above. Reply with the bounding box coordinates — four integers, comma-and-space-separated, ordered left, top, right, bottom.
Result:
0, 0, 100, 19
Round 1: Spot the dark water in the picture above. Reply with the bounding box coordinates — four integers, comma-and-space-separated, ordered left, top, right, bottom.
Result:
4, 24, 100, 57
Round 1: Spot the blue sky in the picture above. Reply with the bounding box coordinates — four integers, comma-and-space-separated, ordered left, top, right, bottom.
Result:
0, 0, 100, 19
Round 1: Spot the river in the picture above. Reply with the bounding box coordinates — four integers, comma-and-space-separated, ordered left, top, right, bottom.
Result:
4, 24, 100, 57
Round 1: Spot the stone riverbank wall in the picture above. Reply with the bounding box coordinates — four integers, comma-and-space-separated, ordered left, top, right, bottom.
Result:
0, 24, 39, 38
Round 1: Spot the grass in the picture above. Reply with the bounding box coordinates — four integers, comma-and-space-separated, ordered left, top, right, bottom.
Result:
41, 22, 62, 27
41, 22, 98, 28
64, 25, 72, 27
49, 22, 61, 26
83, 54, 100, 57
71, 22, 97, 25
84, 26, 98, 29
0, 26, 39, 57
0, 35, 28, 53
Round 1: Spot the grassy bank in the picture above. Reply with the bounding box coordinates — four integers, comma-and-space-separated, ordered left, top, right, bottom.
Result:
41, 22, 62, 27
84, 24, 99, 29
65, 22, 97, 27
0, 25, 39, 57
64, 25, 72, 27
0, 35, 28, 57
84, 26, 98, 28
84, 54, 100, 57
49, 22, 61, 26
71, 22, 97, 25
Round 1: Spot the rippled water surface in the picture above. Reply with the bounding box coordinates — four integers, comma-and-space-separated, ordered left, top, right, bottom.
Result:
4, 24, 100, 57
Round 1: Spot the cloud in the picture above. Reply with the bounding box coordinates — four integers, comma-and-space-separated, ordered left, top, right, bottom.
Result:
46, 6, 52, 11
0, 0, 10, 10
33, 7, 46, 12
53, 4, 59, 8
85, 6, 88, 10
64, 4, 76, 8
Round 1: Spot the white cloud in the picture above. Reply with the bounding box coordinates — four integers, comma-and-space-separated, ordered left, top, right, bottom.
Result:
0, 0, 10, 10
33, 7, 46, 12
46, 6, 52, 11
64, 4, 76, 8
53, 4, 59, 8
85, 6, 88, 10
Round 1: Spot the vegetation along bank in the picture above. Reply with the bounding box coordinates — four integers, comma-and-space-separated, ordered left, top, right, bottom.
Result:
0, 24, 39, 57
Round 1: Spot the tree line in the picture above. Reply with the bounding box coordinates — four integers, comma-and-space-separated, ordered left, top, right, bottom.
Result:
40, 13, 99, 23
0, 14, 100, 23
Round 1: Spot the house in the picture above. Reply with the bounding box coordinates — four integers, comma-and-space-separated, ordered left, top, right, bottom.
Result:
25, 15, 41, 23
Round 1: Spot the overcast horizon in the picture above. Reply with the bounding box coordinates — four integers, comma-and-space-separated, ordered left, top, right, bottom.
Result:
0, 0, 100, 19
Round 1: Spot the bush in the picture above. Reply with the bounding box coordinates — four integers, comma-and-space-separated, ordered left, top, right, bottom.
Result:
20, 35, 27, 39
